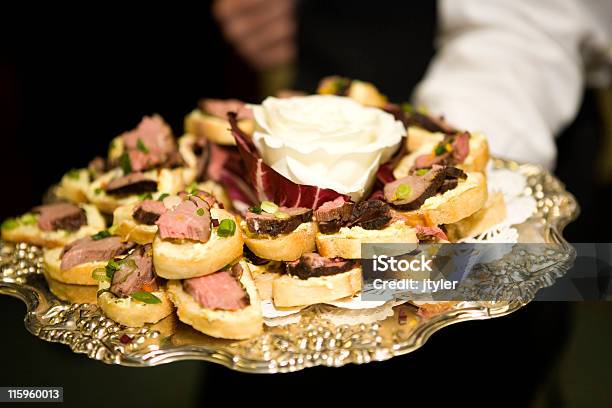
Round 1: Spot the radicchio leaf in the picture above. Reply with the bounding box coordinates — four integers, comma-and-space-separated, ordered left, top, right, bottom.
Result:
369, 135, 407, 200
228, 112, 349, 209
206, 142, 258, 209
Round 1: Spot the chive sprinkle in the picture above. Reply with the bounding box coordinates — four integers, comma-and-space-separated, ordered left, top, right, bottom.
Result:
216, 219, 236, 237
1, 218, 19, 230
394, 183, 412, 201
136, 138, 149, 153
131, 291, 161, 304
91, 230, 112, 240
119, 152, 132, 174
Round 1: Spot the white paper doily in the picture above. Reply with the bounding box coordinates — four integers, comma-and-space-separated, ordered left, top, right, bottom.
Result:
460, 166, 536, 244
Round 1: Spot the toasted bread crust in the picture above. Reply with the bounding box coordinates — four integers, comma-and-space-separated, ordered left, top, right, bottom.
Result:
112, 203, 158, 245
445, 191, 506, 240
242, 222, 317, 261
43, 247, 105, 285
97, 281, 174, 327
56, 169, 90, 204
409, 171, 488, 226
316, 221, 418, 259
272, 267, 362, 307
395, 129, 489, 177
184, 110, 254, 146
87, 168, 186, 214
43, 270, 98, 304
1, 204, 105, 248
167, 261, 263, 339
153, 209, 244, 280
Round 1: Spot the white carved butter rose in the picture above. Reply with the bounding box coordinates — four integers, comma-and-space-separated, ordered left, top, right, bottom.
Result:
251, 95, 405, 201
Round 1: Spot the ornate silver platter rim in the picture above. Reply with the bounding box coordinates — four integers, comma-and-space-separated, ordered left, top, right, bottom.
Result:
0, 159, 579, 373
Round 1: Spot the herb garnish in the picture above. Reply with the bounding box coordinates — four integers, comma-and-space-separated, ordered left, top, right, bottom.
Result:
136, 138, 149, 153
119, 152, 132, 174
92, 230, 112, 241
394, 184, 412, 201
217, 219, 236, 237
1, 218, 18, 230
66, 168, 81, 180
105, 259, 120, 279
131, 291, 161, 304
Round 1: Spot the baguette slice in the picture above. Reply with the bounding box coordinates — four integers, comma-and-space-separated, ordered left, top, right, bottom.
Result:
153, 208, 243, 280
247, 261, 283, 301
316, 221, 418, 259
55, 169, 90, 204
1, 204, 105, 248
272, 267, 363, 308
167, 261, 263, 340
242, 221, 317, 262
97, 281, 174, 327
43, 246, 105, 285
87, 168, 186, 214
177, 133, 203, 186
396, 171, 488, 227
184, 109, 254, 146
43, 271, 98, 304
445, 191, 506, 241
394, 129, 489, 178
112, 203, 159, 245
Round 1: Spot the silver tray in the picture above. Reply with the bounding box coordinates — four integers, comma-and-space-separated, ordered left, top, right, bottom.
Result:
0, 159, 578, 373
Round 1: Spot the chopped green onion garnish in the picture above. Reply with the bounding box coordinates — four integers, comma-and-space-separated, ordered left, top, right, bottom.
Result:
94, 187, 103, 195
186, 182, 198, 194
434, 144, 447, 156
106, 260, 119, 279
249, 206, 262, 214
138, 192, 153, 200
91, 230, 111, 241
66, 168, 81, 180
157, 193, 169, 201
333, 77, 350, 93
196, 208, 205, 216
417, 105, 429, 114
121, 258, 137, 269
136, 138, 149, 153
20, 213, 38, 225
416, 169, 429, 176
91, 268, 110, 282
1, 218, 19, 230
131, 291, 161, 304
394, 183, 412, 201
216, 219, 236, 237
119, 152, 132, 174
260, 201, 278, 214
274, 211, 290, 219
401, 102, 414, 114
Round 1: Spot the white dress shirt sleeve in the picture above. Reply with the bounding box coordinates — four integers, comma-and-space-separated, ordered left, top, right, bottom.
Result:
414, 0, 609, 169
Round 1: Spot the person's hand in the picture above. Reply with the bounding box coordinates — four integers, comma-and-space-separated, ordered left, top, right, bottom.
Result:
213, 0, 297, 70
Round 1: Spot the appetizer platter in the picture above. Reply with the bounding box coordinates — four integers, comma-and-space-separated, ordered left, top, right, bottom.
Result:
0, 77, 578, 372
